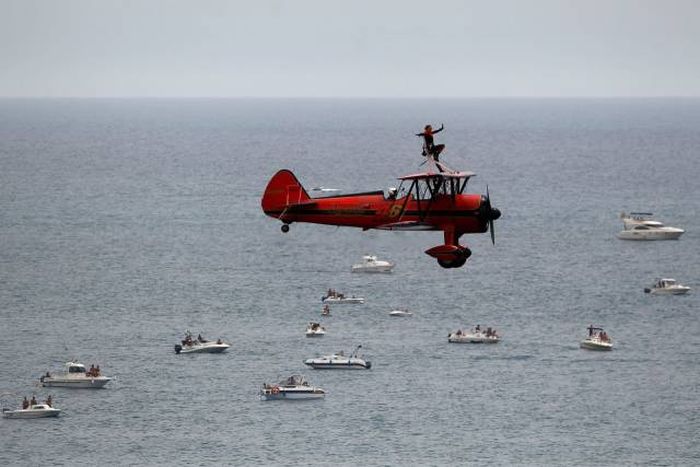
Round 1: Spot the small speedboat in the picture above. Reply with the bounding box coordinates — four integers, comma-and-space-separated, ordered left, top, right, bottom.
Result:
175, 331, 230, 354
618, 212, 684, 240
306, 322, 326, 337
351, 255, 394, 273
580, 326, 613, 351
311, 186, 341, 193
40, 362, 111, 389
304, 345, 371, 370
644, 278, 691, 295
389, 309, 412, 317
260, 375, 325, 400
2, 404, 61, 419
448, 327, 500, 344
321, 290, 365, 304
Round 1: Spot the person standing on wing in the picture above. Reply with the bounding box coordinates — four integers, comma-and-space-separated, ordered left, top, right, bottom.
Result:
416, 124, 445, 166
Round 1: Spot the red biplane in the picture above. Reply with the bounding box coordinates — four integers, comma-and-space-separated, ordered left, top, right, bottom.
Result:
261, 160, 501, 268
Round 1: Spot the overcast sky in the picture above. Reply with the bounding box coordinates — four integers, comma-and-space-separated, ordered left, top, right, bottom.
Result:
1, 0, 699, 97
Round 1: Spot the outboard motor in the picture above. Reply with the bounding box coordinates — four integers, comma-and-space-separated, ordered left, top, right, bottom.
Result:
365, 361, 372, 369
644, 288, 651, 293
174, 344, 182, 354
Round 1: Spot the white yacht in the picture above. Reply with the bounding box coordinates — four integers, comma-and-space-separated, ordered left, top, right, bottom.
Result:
644, 278, 691, 295
306, 322, 326, 337
389, 309, 413, 317
618, 212, 684, 240
321, 290, 365, 304
304, 345, 372, 370
175, 331, 230, 354
580, 326, 613, 351
40, 362, 111, 389
351, 255, 394, 273
448, 327, 500, 344
2, 403, 61, 419
260, 375, 325, 400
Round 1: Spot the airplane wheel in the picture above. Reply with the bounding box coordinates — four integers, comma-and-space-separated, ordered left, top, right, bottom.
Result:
281, 224, 290, 233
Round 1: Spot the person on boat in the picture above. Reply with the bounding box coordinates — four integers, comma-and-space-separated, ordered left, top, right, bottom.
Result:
216, 338, 223, 344
475, 324, 481, 332
95, 365, 100, 376
22, 396, 29, 409
30, 395, 37, 406
46, 395, 52, 407
416, 124, 445, 169
588, 325, 594, 337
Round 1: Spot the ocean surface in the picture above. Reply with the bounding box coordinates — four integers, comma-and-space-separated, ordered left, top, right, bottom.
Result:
1, 98, 699, 466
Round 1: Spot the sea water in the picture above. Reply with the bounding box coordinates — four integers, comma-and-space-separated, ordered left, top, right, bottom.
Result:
1, 98, 699, 465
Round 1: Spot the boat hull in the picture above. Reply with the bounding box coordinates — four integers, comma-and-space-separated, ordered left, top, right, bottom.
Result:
351, 266, 394, 273
448, 336, 500, 344
42, 377, 111, 388
175, 343, 230, 354
617, 230, 684, 240
580, 341, 613, 351
321, 298, 365, 304
2, 408, 61, 419
389, 311, 412, 317
260, 390, 325, 401
649, 287, 690, 295
304, 361, 371, 370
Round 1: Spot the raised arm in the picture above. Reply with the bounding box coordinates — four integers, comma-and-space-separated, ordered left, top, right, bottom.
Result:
433, 124, 445, 134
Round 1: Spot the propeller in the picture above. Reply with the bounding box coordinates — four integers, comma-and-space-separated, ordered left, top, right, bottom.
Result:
482, 185, 501, 245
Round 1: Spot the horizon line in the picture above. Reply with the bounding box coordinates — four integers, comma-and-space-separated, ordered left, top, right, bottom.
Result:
1, 95, 699, 100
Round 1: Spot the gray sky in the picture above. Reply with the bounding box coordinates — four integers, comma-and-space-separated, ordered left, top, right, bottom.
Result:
1, 0, 699, 97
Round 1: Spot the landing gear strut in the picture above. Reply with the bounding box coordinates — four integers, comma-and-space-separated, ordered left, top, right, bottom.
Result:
281, 224, 290, 233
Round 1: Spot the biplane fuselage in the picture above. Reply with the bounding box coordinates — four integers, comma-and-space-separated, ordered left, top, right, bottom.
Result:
261, 169, 500, 268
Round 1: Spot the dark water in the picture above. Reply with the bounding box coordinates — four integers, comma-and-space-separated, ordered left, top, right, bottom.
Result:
1, 99, 699, 465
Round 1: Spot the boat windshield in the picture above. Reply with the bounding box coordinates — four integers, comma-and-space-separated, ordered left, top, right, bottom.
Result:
68, 366, 86, 373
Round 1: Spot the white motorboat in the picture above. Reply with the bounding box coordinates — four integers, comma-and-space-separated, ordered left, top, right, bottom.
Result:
321, 290, 365, 304
304, 345, 372, 370
306, 322, 326, 337
618, 212, 684, 240
448, 326, 500, 344
389, 309, 413, 317
40, 362, 111, 389
580, 326, 613, 351
644, 278, 691, 295
2, 404, 61, 419
311, 186, 341, 193
260, 375, 325, 400
351, 255, 394, 273
175, 331, 230, 354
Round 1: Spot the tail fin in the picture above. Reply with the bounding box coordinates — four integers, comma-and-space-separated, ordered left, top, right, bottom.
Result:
261, 169, 310, 216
